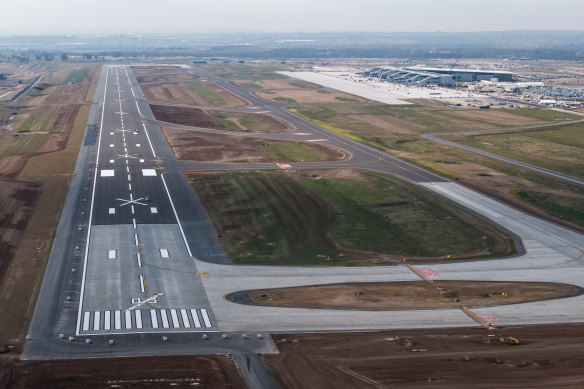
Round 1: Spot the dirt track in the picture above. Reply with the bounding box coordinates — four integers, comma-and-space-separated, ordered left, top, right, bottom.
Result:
265, 325, 584, 388
0, 355, 245, 388
244, 281, 581, 310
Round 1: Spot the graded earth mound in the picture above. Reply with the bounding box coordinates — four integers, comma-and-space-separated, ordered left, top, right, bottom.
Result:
229, 281, 582, 310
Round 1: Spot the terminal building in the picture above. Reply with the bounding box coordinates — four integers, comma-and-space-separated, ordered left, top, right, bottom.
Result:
362, 66, 514, 87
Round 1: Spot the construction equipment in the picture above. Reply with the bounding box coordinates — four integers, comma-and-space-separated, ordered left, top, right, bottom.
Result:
498, 337, 520, 345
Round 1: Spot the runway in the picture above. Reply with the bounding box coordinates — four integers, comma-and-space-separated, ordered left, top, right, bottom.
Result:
24, 63, 584, 363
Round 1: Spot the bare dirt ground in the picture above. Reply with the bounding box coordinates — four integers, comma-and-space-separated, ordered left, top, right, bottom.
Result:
162, 127, 345, 163
265, 325, 584, 388
0, 355, 245, 388
141, 81, 247, 107
244, 281, 580, 310
0, 67, 98, 345
0, 179, 41, 284
150, 104, 291, 132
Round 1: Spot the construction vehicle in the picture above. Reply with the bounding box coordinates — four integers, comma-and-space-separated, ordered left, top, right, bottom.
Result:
498, 337, 520, 345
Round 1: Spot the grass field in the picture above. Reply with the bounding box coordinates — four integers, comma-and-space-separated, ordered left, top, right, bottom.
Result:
212, 111, 286, 132
63, 69, 88, 83
15, 113, 59, 133
441, 122, 584, 179
0, 133, 48, 159
262, 143, 329, 162
218, 72, 288, 81
194, 63, 291, 74
189, 170, 515, 266
184, 82, 232, 107
288, 103, 584, 230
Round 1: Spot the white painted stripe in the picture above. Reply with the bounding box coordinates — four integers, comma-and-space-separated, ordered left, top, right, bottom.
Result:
124, 147, 127, 153
133, 218, 136, 228
134, 234, 139, 246
137, 252, 142, 267
140, 159, 144, 163
104, 311, 111, 330
170, 309, 180, 328
136, 143, 141, 147
123, 142, 126, 147
160, 309, 170, 328
83, 311, 90, 331
115, 310, 121, 330
125, 159, 128, 165
108, 249, 116, 259
109, 208, 115, 214
201, 309, 212, 328
135, 310, 143, 329
130, 193, 133, 201
125, 310, 132, 329
160, 249, 169, 258
150, 207, 158, 214
142, 122, 157, 157
190, 309, 201, 328
126, 166, 129, 173
93, 311, 100, 331
161, 175, 193, 257
139, 275, 145, 293
127, 174, 131, 181
110, 144, 114, 148
131, 205, 135, 214
180, 309, 191, 328
109, 159, 114, 163
150, 309, 159, 328
110, 132, 114, 135
129, 183, 132, 191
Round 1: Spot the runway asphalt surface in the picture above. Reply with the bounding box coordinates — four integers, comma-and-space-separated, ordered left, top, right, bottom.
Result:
22, 63, 584, 388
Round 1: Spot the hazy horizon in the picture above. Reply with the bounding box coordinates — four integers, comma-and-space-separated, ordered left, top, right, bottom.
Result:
1, 0, 583, 35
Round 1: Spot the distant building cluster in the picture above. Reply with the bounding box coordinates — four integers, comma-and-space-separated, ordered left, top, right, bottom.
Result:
361, 66, 514, 87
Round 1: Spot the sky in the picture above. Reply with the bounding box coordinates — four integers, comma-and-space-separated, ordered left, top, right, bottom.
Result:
1, 0, 583, 35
